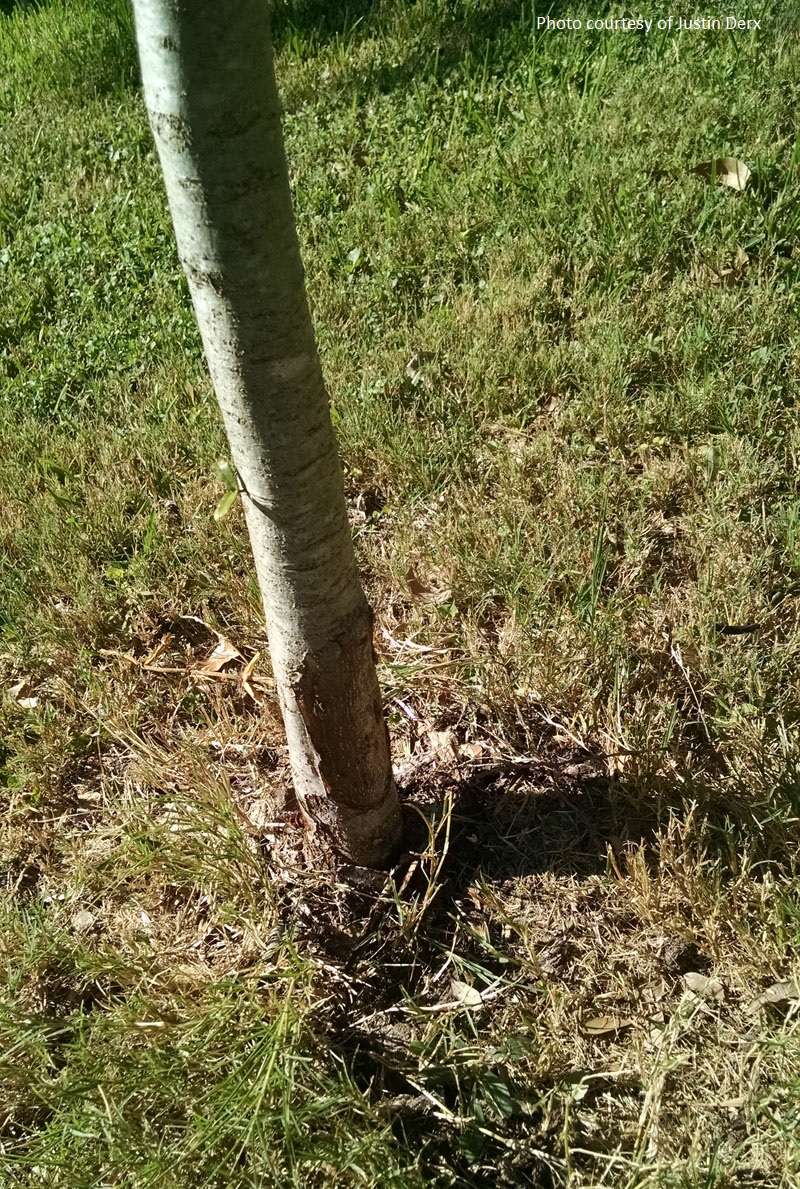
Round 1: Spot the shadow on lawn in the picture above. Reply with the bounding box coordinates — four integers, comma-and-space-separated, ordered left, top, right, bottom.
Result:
273, 0, 618, 98
400, 760, 659, 890
272, 0, 620, 46
272, 0, 528, 46
315, 760, 664, 1187
272, 0, 645, 126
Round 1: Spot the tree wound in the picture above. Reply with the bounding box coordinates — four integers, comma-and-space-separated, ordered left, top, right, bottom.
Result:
291, 605, 393, 817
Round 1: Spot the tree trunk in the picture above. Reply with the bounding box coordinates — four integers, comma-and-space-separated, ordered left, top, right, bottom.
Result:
132, 0, 402, 866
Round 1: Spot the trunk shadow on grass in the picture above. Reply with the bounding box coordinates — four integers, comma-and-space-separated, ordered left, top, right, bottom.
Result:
274, 0, 624, 108
272, 0, 620, 48
303, 763, 663, 1188
401, 761, 660, 889
301, 746, 795, 1187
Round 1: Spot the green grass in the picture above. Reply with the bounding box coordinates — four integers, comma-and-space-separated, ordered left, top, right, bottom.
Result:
2, 0, 800, 1184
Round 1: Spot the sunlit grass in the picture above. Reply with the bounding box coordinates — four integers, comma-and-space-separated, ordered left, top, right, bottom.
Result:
1, 0, 800, 1184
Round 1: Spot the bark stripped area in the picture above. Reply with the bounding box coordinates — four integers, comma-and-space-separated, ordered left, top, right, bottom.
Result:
289, 603, 402, 863
132, 0, 402, 866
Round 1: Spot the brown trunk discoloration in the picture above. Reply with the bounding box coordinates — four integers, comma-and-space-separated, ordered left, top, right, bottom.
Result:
291, 602, 402, 862
133, 0, 402, 867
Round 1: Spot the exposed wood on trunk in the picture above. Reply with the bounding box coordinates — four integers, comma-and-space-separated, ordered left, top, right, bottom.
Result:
132, 0, 401, 865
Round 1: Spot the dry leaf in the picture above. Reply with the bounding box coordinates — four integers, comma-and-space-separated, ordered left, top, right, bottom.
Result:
683, 972, 725, 1000
582, 1014, 633, 1037
194, 637, 241, 674
406, 565, 432, 598
142, 635, 171, 666
746, 980, 800, 1013
240, 650, 262, 702
692, 157, 751, 191
459, 741, 483, 761
451, 979, 483, 1008
404, 566, 451, 605
8, 679, 37, 708
428, 729, 458, 762
241, 652, 260, 682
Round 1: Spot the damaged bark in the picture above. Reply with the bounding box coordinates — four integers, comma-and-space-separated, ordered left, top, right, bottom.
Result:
132, 0, 402, 865
289, 603, 400, 860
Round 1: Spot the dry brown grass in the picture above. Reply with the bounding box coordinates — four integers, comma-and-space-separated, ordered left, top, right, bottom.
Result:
3, 0, 800, 1182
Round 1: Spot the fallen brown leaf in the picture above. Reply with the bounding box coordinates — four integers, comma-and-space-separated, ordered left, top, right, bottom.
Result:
683, 971, 725, 1001
582, 1014, 633, 1037
746, 980, 800, 1014
450, 979, 483, 1008
8, 679, 38, 709
692, 157, 751, 191
428, 729, 458, 762
194, 637, 241, 674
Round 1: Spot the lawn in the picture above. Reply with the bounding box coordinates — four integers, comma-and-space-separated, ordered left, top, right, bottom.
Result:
1, 0, 799, 1184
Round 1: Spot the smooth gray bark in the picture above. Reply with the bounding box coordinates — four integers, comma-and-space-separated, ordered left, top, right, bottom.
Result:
132, 0, 401, 865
